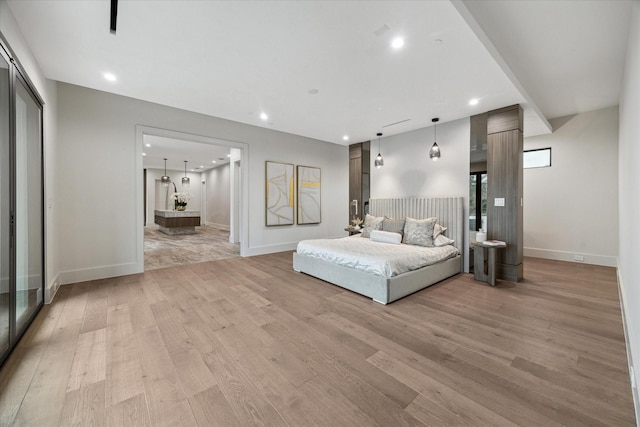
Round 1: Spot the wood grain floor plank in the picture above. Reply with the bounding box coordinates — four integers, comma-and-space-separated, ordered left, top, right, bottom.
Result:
105, 304, 145, 406
188, 385, 243, 427
202, 340, 289, 427
0, 253, 634, 426
13, 283, 88, 426
59, 380, 106, 427
105, 393, 150, 427
66, 328, 107, 392
216, 324, 333, 426
0, 295, 66, 425
368, 350, 518, 427
262, 318, 424, 427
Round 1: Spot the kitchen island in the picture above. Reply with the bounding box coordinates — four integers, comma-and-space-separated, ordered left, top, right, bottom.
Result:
154, 210, 201, 235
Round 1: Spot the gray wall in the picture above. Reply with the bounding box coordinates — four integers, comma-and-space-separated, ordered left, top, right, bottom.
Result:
370, 117, 471, 271
56, 82, 348, 284
523, 106, 619, 266
618, 0, 640, 417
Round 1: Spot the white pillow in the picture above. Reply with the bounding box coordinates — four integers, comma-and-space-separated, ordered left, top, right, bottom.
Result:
370, 230, 402, 245
434, 234, 455, 247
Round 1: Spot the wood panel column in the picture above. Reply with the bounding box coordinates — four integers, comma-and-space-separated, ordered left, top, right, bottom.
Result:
487, 105, 523, 282
348, 141, 370, 223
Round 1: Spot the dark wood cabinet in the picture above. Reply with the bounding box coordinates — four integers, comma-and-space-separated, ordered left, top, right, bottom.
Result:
487, 105, 524, 281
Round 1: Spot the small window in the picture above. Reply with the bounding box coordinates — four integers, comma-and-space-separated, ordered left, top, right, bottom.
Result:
524, 148, 551, 169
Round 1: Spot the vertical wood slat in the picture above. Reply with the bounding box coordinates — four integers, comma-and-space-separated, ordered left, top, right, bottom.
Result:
369, 197, 464, 272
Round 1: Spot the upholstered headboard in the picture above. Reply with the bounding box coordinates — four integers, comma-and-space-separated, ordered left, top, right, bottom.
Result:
369, 197, 465, 272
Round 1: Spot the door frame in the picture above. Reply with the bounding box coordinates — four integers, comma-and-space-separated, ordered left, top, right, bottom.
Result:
134, 125, 249, 272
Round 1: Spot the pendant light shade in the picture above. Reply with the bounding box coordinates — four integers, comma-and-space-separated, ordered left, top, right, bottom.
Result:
182, 160, 190, 187
374, 132, 384, 168
161, 158, 171, 186
429, 118, 441, 161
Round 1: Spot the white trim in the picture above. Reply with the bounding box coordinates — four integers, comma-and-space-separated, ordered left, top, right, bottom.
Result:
45, 272, 59, 304
524, 247, 617, 267
58, 262, 140, 285
206, 222, 230, 231
616, 263, 640, 423
244, 235, 344, 257
244, 241, 300, 257
135, 125, 250, 270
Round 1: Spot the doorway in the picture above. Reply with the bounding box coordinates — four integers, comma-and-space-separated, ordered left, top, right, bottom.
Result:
135, 126, 249, 272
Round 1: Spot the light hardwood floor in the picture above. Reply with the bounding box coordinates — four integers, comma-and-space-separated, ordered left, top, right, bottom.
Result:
0, 254, 635, 426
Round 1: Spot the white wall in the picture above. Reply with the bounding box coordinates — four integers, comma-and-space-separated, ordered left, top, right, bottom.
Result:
57, 82, 348, 283
204, 164, 230, 228
618, 0, 640, 419
0, 1, 59, 301
523, 107, 619, 267
370, 117, 471, 271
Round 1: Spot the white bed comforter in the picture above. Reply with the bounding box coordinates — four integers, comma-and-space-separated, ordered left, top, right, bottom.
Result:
296, 236, 459, 278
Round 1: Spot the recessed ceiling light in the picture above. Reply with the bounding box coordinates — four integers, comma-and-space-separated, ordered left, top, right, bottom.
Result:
260, 112, 268, 121
145, 143, 151, 147
142, 152, 146, 156
212, 160, 217, 163
391, 37, 404, 49
200, 165, 204, 168
103, 72, 117, 82
469, 98, 479, 106
227, 154, 231, 158
343, 135, 349, 141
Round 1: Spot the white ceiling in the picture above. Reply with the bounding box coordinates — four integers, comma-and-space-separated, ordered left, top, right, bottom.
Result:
6, 0, 632, 147
142, 135, 230, 172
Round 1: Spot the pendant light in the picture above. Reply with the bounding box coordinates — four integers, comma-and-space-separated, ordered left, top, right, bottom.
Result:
429, 118, 441, 161
182, 160, 190, 187
161, 158, 171, 186
374, 132, 384, 168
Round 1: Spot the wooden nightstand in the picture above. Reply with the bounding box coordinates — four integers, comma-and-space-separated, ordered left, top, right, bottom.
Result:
471, 240, 507, 286
344, 227, 362, 236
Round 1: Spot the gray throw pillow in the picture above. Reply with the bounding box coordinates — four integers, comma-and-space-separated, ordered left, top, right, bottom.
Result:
383, 217, 406, 238
362, 214, 383, 238
403, 216, 437, 247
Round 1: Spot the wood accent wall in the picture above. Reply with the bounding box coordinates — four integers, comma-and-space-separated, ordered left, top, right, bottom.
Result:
349, 144, 362, 222
487, 105, 524, 281
348, 141, 370, 222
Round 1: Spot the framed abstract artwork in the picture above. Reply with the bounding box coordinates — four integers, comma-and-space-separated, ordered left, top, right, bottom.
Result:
265, 161, 295, 226
297, 165, 321, 224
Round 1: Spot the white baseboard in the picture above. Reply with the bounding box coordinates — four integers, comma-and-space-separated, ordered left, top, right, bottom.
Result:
45, 273, 60, 304
59, 262, 142, 286
616, 264, 640, 424
244, 242, 299, 257
524, 247, 617, 267
244, 236, 344, 257
205, 222, 230, 231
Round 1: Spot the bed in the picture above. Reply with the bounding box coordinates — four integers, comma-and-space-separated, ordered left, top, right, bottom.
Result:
293, 197, 464, 304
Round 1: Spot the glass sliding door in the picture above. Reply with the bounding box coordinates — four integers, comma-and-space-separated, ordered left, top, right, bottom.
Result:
14, 75, 43, 335
0, 49, 10, 358
0, 43, 44, 367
